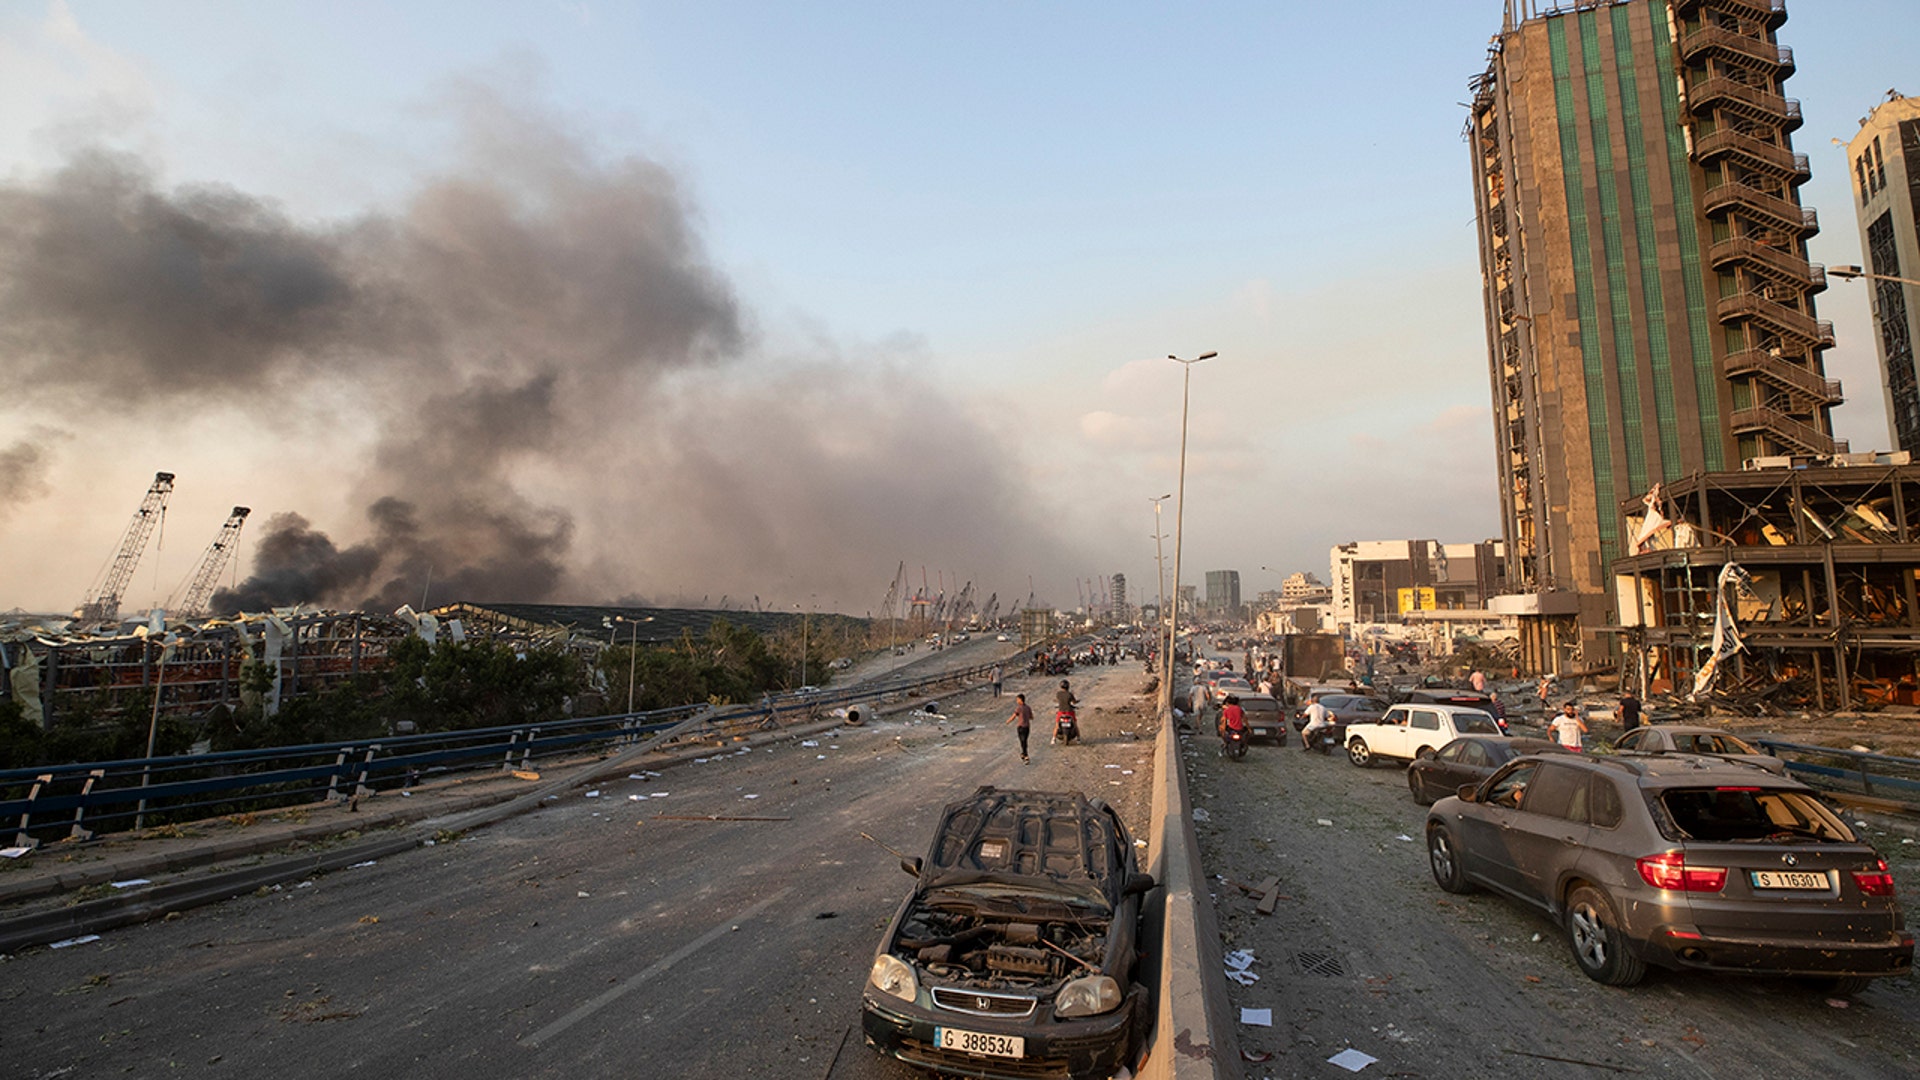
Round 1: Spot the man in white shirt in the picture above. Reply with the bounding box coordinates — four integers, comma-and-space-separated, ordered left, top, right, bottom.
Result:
1549, 702, 1588, 751
1300, 699, 1334, 753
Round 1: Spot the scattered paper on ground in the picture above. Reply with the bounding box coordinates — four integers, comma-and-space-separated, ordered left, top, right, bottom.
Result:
110, 879, 151, 889
1191, 808, 1211, 822
1317, 818, 1334, 826
1328, 1048, 1377, 1072
585, 790, 600, 798
0, 846, 30, 859
1396, 834, 1414, 842
1240, 1007, 1272, 1026
349, 860, 376, 869
49, 935, 101, 949
1224, 950, 1256, 971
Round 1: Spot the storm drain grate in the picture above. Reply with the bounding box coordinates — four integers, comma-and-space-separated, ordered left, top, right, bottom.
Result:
1292, 950, 1346, 977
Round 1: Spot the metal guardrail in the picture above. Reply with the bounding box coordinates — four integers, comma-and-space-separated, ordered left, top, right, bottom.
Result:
3, 655, 1019, 848
1752, 739, 1920, 808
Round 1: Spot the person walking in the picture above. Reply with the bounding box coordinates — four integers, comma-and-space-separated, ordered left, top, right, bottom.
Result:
1619, 688, 1642, 731
1469, 669, 1487, 694
1536, 674, 1554, 708
1006, 693, 1033, 763
1550, 702, 1589, 751
991, 663, 1004, 698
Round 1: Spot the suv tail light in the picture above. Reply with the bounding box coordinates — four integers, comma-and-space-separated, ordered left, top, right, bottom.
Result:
1636, 851, 1727, 893
1853, 859, 1898, 898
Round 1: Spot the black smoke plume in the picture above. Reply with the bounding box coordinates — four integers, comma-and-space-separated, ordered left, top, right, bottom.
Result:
3, 85, 1075, 614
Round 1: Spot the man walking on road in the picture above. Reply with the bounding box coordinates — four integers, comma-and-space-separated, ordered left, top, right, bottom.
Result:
991, 664, 1004, 697
1550, 702, 1588, 751
1619, 688, 1642, 732
1006, 693, 1033, 763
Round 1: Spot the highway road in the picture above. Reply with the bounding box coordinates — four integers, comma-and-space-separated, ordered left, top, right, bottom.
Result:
4, 642, 1162, 1080
1186, 677, 1920, 1078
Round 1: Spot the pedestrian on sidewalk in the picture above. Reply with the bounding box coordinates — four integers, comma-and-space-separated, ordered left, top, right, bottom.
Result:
1550, 702, 1588, 751
1006, 693, 1033, 762
991, 664, 1004, 697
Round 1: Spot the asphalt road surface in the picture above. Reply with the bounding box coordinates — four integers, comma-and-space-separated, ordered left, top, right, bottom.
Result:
1187, 705, 1920, 1078
3, 647, 1161, 1080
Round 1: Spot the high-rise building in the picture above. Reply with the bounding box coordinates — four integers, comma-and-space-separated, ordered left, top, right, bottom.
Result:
1204, 570, 1241, 616
1110, 573, 1128, 621
1470, 0, 1837, 671
1846, 93, 1920, 453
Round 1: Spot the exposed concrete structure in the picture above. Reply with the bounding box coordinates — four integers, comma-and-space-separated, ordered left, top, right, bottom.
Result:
1203, 570, 1240, 618
1612, 457, 1920, 711
1470, 0, 1838, 673
1846, 92, 1920, 453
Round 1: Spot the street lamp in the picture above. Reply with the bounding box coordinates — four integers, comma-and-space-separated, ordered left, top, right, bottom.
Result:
1149, 493, 1172, 703
1166, 351, 1216, 712
610, 615, 655, 715
1830, 265, 1920, 287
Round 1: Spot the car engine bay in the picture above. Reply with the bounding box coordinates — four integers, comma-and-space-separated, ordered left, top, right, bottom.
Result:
894, 901, 1108, 988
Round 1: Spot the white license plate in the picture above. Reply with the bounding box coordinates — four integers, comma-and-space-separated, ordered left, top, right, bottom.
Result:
936, 1027, 1025, 1059
1750, 870, 1830, 891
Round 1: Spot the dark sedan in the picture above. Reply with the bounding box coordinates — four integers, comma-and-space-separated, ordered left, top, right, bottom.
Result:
1406, 736, 1567, 804
862, 787, 1157, 1079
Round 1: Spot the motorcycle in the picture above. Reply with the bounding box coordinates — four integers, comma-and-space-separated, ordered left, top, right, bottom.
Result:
1221, 723, 1249, 761
1054, 709, 1080, 745
1301, 724, 1340, 755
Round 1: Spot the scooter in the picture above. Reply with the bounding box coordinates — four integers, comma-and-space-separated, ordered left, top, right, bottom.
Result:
1221, 724, 1249, 761
1054, 709, 1080, 745
1301, 724, 1340, 755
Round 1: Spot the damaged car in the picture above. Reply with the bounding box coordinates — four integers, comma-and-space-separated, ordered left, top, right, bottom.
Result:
862, 786, 1157, 1080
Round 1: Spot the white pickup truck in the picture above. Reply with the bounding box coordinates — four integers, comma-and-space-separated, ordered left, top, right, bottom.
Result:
1344, 703, 1504, 767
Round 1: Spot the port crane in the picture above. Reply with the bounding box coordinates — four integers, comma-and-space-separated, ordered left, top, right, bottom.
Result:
75, 471, 175, 626
167, 506, 251, 617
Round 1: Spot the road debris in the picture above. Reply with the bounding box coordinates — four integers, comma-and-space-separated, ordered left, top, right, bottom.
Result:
653, 814, 792, 822
110, 879, 151, 889
1240, 1007, 1272, 1026
511, 770, 541, 781
1328, 1047, 1377, 1072
49, 935, 102, 949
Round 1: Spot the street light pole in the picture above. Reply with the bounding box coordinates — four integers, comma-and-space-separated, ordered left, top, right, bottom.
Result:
611, 615, 655, 715
1830, 265, 1920, 287
1150, 493, 1172, 707
1166, 352, 1216, 713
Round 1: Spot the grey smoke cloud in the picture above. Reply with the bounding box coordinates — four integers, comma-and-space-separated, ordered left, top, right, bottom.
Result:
0, 432, 63, 523
0, 91, 1077, 613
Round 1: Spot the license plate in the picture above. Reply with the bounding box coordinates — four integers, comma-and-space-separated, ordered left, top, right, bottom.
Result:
936, 1027, 1025, 1058
1750, 870, 1830, 891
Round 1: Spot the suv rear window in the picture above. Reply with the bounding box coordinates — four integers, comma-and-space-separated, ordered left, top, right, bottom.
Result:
1239, 697, 1281, 716
1659, 787, 1854, 843
1452, 710, 1500, 735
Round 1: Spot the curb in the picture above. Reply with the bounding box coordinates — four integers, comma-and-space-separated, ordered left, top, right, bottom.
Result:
1139, 709, 1241, 1080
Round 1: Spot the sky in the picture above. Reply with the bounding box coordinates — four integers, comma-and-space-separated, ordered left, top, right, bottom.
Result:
2, 0, 1917, 620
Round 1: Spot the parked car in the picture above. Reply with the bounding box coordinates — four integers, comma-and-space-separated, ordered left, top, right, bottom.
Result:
1289, 693, 1388, 747
1401, 687, 1509, 732
1406, 736, 1567, 804
1613, 724, 1786, 774
1214, 693, 1287, 744
862, 787, 1158, 1079
1345, 703, 1504, 767
1425, 754, 1913, 991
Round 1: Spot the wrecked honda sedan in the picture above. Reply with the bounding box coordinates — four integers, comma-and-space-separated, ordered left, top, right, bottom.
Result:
862, 786, 1157, 1080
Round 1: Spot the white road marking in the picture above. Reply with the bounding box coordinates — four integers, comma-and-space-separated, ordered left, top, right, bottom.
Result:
520, 885, 794, 1049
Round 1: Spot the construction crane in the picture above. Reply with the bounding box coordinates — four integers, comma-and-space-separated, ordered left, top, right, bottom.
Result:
76, 471, 176, 626
979, 593, 999, 625
167, 506, 251, 618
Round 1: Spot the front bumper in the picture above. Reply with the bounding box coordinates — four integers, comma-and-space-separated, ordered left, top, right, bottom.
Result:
861, 988, 1142, 1080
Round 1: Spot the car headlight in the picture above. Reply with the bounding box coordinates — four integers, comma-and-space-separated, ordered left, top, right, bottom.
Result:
869, 954, 918, 1003
1054, 974, 1121, 1017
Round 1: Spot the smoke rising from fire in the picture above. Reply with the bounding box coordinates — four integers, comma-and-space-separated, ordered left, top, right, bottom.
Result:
0, 88, 1075, 614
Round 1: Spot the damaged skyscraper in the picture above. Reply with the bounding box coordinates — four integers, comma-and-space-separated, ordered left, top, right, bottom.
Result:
1470, 0, 1839, 673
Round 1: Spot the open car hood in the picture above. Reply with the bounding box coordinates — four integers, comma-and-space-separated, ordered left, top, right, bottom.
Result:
919, 787, 1128, 907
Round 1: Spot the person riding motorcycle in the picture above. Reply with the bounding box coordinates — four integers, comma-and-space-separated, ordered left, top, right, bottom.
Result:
1053, 680, 1079, 744
1219, 694, 1248, 751
1300, 698, 1335, 753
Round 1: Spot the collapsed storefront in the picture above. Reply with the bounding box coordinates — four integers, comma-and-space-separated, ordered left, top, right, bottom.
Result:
1612, 459, 1920, 712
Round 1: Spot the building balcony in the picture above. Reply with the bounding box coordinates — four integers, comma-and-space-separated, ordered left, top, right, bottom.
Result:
1701, 180, 1817, 235
1692, 127, 1810, 182
1680, 25, 1794, 73
1672, 0, 1787, 31
1688, 76, 1801, 132
1716, 291, 1835, 348
1723, 349, 1843, 408
1729, 406, 1846, 456
1707, 236, 1822, 290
